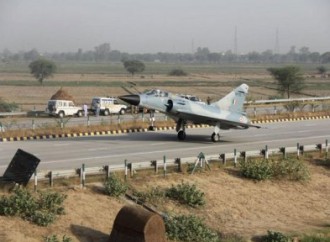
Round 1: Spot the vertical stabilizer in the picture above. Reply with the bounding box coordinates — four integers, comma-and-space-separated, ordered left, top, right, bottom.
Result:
213, 84, 249, 113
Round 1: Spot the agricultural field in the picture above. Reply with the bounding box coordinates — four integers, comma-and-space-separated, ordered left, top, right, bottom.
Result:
0, 62, 330, 111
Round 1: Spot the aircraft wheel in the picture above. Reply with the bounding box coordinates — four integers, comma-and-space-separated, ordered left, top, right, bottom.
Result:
178, 130, 186, 140
211, 132, 220, 142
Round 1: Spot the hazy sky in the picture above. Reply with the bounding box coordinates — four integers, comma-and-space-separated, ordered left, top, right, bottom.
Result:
1, 0, 329, 54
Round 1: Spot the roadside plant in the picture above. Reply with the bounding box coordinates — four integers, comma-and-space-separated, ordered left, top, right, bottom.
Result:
165, 181, 205, 207
262, 230, 290, 242
132, 186, 166, 204
0, 187, 67, 226
239, 158, 310, 181
239, 159, 273, 181
164, 214, 219, 242
44, 235, 72, 242
104, 174, 128, 197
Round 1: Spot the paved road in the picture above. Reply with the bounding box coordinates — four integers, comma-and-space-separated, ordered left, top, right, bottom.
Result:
0, 119, 329, 174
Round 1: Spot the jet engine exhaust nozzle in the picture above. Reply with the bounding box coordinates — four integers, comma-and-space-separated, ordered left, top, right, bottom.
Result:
119, 95, 140, 106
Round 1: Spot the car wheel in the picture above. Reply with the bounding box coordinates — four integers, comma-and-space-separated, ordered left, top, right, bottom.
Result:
104, 109, 110, 116
58, 111, 65, 118
77, 111, 83, 117
120, 109, 125, 115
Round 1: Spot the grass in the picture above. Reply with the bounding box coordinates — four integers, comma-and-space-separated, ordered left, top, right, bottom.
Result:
2, 61, 329, 75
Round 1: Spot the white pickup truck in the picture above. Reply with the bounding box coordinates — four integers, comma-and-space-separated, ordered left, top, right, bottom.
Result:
45, 100, 84, 118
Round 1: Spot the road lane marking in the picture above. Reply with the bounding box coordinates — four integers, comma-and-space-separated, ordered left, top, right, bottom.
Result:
40, 134, 330, 165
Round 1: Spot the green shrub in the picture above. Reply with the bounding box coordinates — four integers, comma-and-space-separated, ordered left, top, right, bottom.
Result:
300, 235, 330, 242
165, 214, 219, 242
32, 210, 55, 226
168, 68, 187, 76
44, 235, 72, 242
132, 186, 165, 204
38, 191, 67, 215
267, 157, 310, 181
165, 181, 205, 207
239, 159, 273, 181
239, 158, 310, 181
104, 174, 128, 197
0, 98, 19, 112
0, 187, 66, 227
262, 230, 290, 242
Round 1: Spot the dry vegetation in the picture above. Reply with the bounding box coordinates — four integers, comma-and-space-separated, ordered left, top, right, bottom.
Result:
0, 155, 329, 241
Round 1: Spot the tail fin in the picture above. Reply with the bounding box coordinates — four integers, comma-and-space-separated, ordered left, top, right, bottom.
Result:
213, 84, 249, 113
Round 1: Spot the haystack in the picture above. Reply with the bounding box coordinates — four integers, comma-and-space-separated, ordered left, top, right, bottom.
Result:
50, 87, 75, 102
109, 205, 166, 242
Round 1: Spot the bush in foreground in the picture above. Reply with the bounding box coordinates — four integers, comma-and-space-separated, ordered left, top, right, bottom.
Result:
0, 188, 66, 226
103, 174, 128, 197
44, 235, 72, 242
165, 214, 219, 242
239, 157, 310, 181
165, 181, 205, 207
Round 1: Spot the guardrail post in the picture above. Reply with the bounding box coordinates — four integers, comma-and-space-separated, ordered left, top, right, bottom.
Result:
175, 158, 182, 172
34, 170, 38, 192
117, 114, 121, 124
300, 145, 304, 156
234, 149, 237, 166
297, 143, 300, 158
60, 118, 64, 129
151, 160, 158, 174
80, 164, 85, 188
163, 155, 167, 178
130, 163, 134, 178
49, 171, 53, 187
220, 153, 226, 165
264, 145, 269, 159
124, 160, 128, 181
253, 107, 257, 117
273, 106, 277, 115
106, 165, 110, 179
241, 151, 247, 163
316, 143, 323, 154
280, 147, 287, 159
326, 139, 328, 158
87, 115, 90, 127
32, 119, 35, 130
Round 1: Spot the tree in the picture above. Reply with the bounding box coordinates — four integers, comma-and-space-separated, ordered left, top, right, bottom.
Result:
267, 66, 305, 98
28, 59, 56, 84
94, 43, 111, 61
122, 60, 145, 76
317, 66, 327, 77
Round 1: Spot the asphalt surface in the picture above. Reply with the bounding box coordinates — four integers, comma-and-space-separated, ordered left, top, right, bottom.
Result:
0, 119, 329, 174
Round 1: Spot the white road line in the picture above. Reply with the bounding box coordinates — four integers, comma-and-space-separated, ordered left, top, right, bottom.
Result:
41, 134, 330, 165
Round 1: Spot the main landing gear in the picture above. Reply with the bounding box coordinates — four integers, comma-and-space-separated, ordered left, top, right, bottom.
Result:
176, 119, 186, 141
211, 132, 220, 142
211, 122, 221, 143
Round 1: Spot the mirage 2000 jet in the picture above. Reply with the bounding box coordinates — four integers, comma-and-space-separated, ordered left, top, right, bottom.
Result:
119, 83, 260, 142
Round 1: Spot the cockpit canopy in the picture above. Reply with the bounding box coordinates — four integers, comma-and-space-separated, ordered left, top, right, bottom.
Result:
145, 89, 169, 97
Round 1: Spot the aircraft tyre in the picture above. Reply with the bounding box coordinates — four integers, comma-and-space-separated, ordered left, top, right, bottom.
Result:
178, 130, 186, 140
211, 132, 220, 142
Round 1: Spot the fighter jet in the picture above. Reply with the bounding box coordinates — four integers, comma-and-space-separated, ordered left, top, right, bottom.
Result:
119, 83, 260, 142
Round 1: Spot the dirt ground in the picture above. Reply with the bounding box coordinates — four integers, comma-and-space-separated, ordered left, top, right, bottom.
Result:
0, 159, 329, 241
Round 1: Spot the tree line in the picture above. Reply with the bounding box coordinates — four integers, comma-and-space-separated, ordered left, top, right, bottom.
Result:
1, 43, 330, 64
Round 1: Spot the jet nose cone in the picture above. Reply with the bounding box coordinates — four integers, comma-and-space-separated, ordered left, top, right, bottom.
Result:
119, 95, 140, 106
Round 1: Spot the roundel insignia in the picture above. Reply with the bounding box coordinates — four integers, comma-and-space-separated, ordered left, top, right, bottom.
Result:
239, 116, 248, 123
